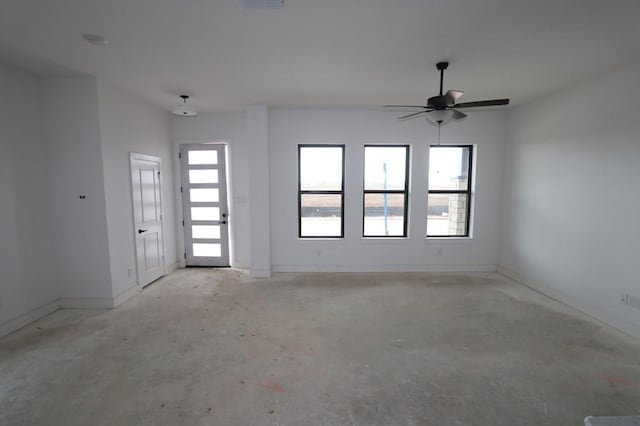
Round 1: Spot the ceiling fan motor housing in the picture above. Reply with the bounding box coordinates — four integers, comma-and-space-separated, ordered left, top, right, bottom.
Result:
428, 96, 447, 110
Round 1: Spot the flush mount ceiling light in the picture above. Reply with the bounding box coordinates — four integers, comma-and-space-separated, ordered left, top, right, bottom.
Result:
171, 95, 198, 117
82, 33, 108, 46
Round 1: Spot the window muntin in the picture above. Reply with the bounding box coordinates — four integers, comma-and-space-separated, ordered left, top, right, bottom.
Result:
298, 145, 345, 238
427, 145, 473, 237
363, 145, 410, 237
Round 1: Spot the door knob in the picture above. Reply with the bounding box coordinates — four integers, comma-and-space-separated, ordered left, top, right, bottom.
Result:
138, 229, 148, 233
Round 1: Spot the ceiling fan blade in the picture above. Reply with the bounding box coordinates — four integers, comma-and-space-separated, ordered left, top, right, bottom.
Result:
383, 105, 427, 112
453, 99, 510, 109
397, 110, 431, 120
451, 109, 467, 120
443, 90, 464, 106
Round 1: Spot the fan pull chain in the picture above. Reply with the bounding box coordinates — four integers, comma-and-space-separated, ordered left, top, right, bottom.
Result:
437, 123, 441, 145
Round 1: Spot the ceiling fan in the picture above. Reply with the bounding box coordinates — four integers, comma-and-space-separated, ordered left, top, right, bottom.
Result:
384, 61, 510, 125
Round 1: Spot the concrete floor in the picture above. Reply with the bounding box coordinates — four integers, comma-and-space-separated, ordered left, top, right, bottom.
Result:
1, 270, 640, 425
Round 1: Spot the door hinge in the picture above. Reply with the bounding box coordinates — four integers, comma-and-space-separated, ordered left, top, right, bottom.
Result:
157, 171, 160, 176
184, 252, 187, 259
180, 186, 183, 193
182, 220, 184, 226
178, 152, 182, 159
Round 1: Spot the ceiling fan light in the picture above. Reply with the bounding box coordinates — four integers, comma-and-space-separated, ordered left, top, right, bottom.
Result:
425, 109, 454, 125
171, 95, 198, 117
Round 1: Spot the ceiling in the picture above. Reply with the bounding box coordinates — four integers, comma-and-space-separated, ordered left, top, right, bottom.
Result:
1, 0, 639, 113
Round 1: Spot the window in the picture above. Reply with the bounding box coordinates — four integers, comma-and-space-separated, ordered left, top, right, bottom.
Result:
363, 145, 409, 237
298, 145, 345, 238
427, 145, 473, 237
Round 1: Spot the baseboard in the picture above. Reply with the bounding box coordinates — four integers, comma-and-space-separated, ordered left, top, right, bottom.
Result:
272, 264, 498, 273
59, 297, 115, 310
0, 299, 60, 338
0, 271, 184, 338
165, 261, 178, 274
250, 268, 272, 278
112, 284, 140, 308
498, 265, 640, 340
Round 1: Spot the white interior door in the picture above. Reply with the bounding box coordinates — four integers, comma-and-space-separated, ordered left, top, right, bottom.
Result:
131, 153, 165, 287
180, 144, 230, 267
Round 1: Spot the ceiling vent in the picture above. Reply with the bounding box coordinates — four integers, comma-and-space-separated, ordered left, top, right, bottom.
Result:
243, 0, 284, 8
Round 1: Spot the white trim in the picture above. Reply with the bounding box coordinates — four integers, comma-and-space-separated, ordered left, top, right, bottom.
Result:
165, 261, 179, 274
130, 152, 166, 289
0, 265, 183, 337
272, 264, 497, 273
111, 263, 179, 308
130, 152, 162, 163
112, 285, 140, 307
425, 237, 474, 241
178, 143, 231, 267
250, 268, 272, 278
498, 266, 640, 340
59, 297, 115, 309
173, 140, 237, 272
174, 138, 230, 146
0, 300, 60, 338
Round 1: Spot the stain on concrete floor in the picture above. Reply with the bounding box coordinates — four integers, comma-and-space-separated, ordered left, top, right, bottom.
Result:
1, 270, 639, 425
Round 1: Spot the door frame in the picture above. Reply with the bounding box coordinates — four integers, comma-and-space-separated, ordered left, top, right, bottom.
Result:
130, 152, 167, 289
179, 142, 231, 267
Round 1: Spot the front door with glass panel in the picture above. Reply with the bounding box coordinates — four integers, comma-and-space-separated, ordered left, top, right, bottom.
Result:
180, 144, 230, 266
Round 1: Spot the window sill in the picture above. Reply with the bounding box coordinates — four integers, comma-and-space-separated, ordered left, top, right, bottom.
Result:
297, 238, 345, 243
426, 236, 473, 241
362, 236, 408, 240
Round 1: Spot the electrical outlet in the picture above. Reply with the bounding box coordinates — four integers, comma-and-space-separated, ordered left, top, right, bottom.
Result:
620, 293, 630, 304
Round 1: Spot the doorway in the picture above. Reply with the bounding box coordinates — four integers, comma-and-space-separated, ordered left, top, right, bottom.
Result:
180, 144, 230, 267
130, 153, 165, 287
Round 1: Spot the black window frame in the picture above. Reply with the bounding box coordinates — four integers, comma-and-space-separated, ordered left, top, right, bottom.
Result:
427, 144, 473, 238
362, 144, 410, 238
298, 144, 345, 239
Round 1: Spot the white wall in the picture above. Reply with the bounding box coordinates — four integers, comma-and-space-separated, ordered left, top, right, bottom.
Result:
500, 59, 640, 339
98, 83, 177, 301
269, 109, 507, 272
247, 106, 271, 277
171, 111, 251, 269
171, 108, 506, 273
41, 78, 113, 305
0, 63, 58, 334
1, 70, 178, 335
